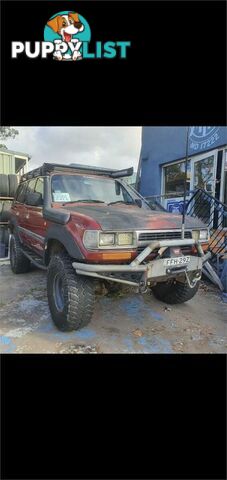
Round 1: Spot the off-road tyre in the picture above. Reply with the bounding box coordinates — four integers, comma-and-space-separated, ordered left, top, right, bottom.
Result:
10, 233, 31, 273
47, 252, 95, 331
151, 279, 200, 304
8, 174, 18, 197
0, 174, 9, 197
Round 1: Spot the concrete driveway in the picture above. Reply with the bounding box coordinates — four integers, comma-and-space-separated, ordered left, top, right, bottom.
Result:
0, 263, 226, 353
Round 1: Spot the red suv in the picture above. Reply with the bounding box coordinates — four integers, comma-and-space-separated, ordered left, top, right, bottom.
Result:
9, 163, 210, 331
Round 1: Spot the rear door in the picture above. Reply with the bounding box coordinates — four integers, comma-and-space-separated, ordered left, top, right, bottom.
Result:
23, 177, 46, 256
11, 181, 29, 243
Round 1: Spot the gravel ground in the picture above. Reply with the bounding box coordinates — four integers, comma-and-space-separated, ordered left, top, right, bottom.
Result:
0, 263, 226, 353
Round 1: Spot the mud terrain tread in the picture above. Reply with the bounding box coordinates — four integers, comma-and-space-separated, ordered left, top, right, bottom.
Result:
10, 233, 30, 274
151, 280, 199, 304
47, 252, 95, 331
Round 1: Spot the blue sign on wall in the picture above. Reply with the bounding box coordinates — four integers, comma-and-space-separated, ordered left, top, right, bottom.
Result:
189, 127, 223, 153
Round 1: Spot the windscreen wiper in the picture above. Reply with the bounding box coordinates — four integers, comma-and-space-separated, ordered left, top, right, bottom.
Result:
108, 201, 134, 206
62, 199, 105, 206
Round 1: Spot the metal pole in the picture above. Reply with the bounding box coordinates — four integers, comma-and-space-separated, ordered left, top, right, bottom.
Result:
181, 126, 190, 239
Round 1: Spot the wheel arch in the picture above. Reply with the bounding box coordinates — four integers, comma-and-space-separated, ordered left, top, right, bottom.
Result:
44, 225, 85, 265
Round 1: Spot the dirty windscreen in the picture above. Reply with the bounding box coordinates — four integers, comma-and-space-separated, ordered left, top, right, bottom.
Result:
51, 174, 134, 205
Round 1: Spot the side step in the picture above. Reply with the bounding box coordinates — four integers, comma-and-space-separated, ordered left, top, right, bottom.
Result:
22, 247, 47, 271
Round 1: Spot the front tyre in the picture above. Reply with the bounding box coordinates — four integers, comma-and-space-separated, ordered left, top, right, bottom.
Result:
151, 279, 200, 304
47, 252, 95, 331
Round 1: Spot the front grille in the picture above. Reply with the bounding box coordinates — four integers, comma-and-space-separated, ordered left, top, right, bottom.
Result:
136, 245, 192, 254
138, 231, 192, 242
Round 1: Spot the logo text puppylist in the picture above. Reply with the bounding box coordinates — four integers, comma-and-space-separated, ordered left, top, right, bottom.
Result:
11, 10, 131, 61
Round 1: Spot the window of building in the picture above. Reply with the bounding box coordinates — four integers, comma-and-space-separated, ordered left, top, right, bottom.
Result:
193, 155, 215, 195
15, 157, 27, 174
163, 160, 191, 196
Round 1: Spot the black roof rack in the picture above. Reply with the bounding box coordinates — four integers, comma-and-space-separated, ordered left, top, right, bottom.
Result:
20, 163, 133, 182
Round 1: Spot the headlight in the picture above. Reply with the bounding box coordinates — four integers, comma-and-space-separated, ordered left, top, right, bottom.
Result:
99, 233, 115, 246
192, 229, 209, 242
117, 232, 133, 246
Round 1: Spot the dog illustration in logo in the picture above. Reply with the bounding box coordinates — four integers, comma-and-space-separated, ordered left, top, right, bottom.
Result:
47, 13, 84, 61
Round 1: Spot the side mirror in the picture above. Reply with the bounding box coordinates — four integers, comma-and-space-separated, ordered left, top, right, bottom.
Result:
135, 198, 143, 208
25, 191, 43, 206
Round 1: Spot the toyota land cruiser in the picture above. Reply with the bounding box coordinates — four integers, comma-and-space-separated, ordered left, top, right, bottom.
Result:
9, 163, 210, 331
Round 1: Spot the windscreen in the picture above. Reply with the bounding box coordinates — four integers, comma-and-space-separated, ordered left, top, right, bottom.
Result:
51, 174, 134, 205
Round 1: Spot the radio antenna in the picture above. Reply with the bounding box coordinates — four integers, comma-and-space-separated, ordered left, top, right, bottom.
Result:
181, 127, 190, 239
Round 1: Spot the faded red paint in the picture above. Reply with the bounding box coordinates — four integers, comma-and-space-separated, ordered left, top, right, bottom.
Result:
10, 170, 208, 264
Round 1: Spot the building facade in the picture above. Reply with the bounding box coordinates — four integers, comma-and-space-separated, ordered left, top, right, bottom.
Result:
138, 127, 227, 212
0, 148, 31, 176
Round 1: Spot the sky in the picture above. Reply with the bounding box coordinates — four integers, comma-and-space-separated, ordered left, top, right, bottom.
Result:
4, 127, 142, 172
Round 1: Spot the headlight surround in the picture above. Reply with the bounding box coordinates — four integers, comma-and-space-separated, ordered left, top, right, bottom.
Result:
192, 229, 209, 242
83, 230, 135, 249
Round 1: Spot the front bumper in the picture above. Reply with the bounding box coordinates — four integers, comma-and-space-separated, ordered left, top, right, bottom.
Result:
72, 239, 211, 290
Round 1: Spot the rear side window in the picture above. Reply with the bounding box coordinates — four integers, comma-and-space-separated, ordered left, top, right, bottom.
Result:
16, 182, 28, 203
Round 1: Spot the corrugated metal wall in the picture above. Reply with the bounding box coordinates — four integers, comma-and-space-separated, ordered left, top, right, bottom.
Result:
0, 154, 15, 174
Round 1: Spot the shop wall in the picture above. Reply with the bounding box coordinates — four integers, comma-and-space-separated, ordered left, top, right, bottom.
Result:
0, 154, 15, 174
139, 127, 227, 197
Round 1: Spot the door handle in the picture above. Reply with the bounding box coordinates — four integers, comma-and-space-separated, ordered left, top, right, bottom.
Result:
25, 214, 30, 219
16, 212, 20, 216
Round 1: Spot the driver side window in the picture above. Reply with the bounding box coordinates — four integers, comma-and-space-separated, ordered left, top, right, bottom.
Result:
25, 177, 44, 206
34, 178, 44, 204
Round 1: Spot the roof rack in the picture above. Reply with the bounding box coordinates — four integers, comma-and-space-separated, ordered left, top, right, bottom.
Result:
20, 163, 134, 181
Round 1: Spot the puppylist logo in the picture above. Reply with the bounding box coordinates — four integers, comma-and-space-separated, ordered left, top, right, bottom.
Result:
11, 9, 131, 61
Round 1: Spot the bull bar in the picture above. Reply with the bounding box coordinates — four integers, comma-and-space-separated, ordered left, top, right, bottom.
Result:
72, 239, 211, 290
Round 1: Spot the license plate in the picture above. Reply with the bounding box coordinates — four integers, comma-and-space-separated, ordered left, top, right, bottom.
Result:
163, 256, 190, 267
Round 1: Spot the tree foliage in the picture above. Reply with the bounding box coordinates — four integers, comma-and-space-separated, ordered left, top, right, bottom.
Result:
0, 127, 19, 141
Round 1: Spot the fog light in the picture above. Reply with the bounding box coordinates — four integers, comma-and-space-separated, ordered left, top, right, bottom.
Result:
117, 232, 133, 246
199, 230, 208, 241
99, 233, 115, 246
192, 230, 200, 241
192, 230, 208, 241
